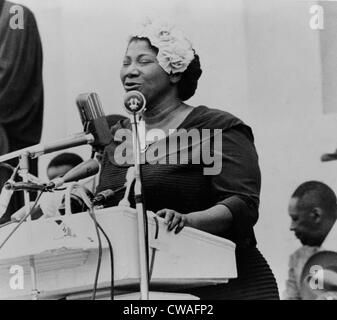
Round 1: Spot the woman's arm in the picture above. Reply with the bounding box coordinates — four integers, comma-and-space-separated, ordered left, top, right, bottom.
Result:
157, 125, 260, 243
186, 204, 233, 235
157, 205, 233, 236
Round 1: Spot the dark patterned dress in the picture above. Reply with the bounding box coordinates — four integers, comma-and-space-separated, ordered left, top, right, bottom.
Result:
96, 105, 279, 300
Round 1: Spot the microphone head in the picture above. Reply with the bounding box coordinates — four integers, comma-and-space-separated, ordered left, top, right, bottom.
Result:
48, 159, 100, 189
76, 93, 105, 125
321, 151, 337, 162
76, 92, 112, 152
123, 91, 146, 115
62, 159, 100, 184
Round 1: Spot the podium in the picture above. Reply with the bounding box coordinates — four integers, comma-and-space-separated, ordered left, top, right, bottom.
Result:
0, 207, 237, 300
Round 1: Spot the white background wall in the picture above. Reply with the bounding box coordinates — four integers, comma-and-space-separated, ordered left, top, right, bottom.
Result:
12, 0, 337, 296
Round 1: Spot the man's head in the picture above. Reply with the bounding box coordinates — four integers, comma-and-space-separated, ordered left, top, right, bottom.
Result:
289, 181, 337, 246
47, 152, 83, 180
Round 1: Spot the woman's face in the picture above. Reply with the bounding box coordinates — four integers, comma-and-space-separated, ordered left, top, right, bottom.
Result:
120, 39, 173, 106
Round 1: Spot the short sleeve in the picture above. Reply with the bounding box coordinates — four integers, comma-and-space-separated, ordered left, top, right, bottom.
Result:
209, 125, 261, 247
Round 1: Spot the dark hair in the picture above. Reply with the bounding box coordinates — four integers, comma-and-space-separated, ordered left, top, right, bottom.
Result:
292, 181, 337, 216
177, 53, 202, 101
47, 152, 83, 170
128, 37, 202, 101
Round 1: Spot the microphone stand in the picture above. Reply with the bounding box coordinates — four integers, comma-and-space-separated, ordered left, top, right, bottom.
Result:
19, 153, 39, 300
19, 153, 31, 220
130, 113, 149, 300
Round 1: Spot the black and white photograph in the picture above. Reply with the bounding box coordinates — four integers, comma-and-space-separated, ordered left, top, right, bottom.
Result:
0, 0, 337, 308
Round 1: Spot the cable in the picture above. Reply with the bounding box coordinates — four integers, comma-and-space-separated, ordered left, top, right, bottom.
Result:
0, 163, 15, 172
0, 191, 43, 251
88, 206, 102, 300
88, 203, 115, 300
0, 220, 17, 230
96, 221, 114, 300
149, 216, 159, 280
87, 206, 115, 299
141, 182, 150, 282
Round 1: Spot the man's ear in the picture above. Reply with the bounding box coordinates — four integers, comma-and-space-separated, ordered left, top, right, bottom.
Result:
169, 73, 182, 84
311, 207, 324, 223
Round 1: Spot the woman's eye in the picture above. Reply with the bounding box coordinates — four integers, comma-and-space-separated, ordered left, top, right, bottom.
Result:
122, 61, 131, 66
139, 60, 152, 64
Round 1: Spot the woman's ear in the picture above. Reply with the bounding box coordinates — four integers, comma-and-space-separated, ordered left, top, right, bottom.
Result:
169, 73, 182, 84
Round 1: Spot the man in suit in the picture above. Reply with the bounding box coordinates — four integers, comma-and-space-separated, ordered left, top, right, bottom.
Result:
284, 181, 337, 299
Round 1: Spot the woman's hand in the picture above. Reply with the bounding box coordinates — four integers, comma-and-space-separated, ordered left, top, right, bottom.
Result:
156, 205, 233, 236
156, 209, 189, 234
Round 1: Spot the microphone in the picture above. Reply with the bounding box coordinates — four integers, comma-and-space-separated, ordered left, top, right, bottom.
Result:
93, 189, 116, 206
93, 186, 126, 206
0, 133, 94, 162
76, 93, 113, 152
123, 91, 146, 115
48, 159, 100, 189
0, 92, 110, 163
4, 182, 48, 192
321, 151, 337, 162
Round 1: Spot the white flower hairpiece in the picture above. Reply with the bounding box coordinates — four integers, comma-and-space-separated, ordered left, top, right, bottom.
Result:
130, 19, 195, 75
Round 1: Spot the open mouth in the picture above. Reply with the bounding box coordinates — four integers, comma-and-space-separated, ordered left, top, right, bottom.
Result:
124, 83, 141, 91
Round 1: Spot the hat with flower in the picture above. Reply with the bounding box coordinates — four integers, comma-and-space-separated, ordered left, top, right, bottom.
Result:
129, 19, 195, 75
